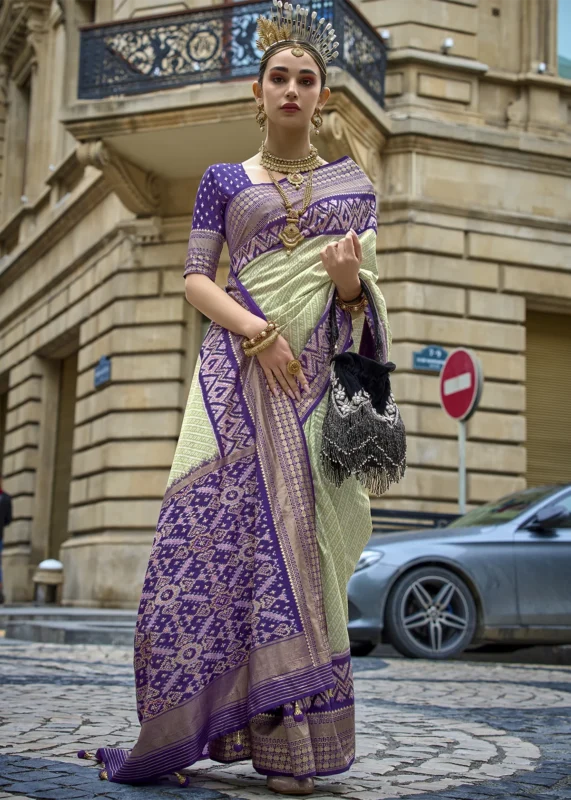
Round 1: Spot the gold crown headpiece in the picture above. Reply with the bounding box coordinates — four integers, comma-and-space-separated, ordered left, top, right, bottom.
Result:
257, 1, 339, 79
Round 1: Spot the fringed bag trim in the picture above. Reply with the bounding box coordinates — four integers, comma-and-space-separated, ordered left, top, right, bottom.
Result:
320, 280, 407, 496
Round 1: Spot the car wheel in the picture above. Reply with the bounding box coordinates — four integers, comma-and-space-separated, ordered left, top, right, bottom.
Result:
385, 566, 477, 659
350, 641, 376, 657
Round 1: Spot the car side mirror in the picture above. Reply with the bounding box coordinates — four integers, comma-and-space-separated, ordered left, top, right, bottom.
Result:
528, 504, 567, 531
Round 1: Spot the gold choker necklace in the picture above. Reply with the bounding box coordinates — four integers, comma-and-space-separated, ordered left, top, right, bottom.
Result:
260, 144, 320, 189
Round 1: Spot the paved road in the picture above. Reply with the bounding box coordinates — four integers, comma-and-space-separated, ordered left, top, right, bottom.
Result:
0, 639, 569, 800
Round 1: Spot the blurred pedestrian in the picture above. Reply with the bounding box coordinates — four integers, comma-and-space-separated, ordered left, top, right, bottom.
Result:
0, 477, 12, 605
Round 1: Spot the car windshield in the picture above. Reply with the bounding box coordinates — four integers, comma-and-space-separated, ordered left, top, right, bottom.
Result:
446, 485, 560, 528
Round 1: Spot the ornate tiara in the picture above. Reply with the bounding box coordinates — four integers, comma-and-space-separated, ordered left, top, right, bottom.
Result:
257, 1, 339, 76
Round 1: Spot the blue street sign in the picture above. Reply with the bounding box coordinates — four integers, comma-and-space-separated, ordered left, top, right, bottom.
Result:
413, 346, 448, 372
94, 356, 111, 388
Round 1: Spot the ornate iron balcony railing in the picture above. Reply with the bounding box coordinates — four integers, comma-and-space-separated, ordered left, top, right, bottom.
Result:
78, 0, 386, 106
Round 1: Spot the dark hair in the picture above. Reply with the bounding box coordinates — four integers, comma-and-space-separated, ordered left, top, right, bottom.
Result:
258, 56, 326, 90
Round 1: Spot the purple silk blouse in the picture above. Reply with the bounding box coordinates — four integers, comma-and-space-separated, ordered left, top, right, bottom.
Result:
183, 158, 378, 281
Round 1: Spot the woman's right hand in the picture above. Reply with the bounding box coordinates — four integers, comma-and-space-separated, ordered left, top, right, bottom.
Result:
256, 335, 310, 402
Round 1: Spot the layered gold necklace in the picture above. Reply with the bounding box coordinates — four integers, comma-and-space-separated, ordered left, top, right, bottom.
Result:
261, 144, 320, 254
260, 143, 320, 189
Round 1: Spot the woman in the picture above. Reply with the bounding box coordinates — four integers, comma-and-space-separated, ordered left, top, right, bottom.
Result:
84, 1, 393, 794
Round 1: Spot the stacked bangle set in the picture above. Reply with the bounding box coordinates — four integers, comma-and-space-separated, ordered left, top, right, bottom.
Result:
242, 321, 281, 357
335, 290, 368, 313
242, 291, 366, 358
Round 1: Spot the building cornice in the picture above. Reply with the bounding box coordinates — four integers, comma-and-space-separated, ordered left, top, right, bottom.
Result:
0, 0, 51, 63
45, 149, 83, 190
378, 196, 571, 238
61, 68, 392, 142
0, 184, 51, 253
386, 51, 571, 96
0, 174, 111, 290
387, 49, 489, 76
387, 117, 571, 173
63, 95, 263, 142
484, 68, 571, 92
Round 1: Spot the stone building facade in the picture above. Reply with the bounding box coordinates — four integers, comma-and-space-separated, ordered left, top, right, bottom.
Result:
0, 0, 569, 606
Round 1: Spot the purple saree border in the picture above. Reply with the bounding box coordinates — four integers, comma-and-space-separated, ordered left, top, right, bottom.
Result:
223, 326, 256, 440
224, 156, 354, 227
230, 196, 378, 276
134, 630, 311, 728
253, 457, 305, 635
228, 330, 329, 667
256, 759, 355, 780
229, 271, 265, 318
359, 280, 389, 363
162, 444, 255, 505
96, 659, 338, 783
198, 323, 256, 457
236, 155, 352, 192
198, 325, 226, 456
299, 302, 353, 426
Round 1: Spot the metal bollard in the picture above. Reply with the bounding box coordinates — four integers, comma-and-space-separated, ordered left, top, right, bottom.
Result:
33, 559, 64, 605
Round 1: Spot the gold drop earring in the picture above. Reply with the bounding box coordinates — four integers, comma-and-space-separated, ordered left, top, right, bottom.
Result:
256, 103, 267, 130
311, 108, 323, 135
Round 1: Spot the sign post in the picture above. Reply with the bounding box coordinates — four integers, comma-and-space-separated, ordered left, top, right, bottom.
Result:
439, 349, 483, 514
458, 419, 466, 513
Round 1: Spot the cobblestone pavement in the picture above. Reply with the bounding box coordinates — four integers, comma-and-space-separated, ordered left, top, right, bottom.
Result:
0, 640, 569, 800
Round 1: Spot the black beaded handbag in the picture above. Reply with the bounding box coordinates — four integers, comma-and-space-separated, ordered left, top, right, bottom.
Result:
320, 280, 407, 496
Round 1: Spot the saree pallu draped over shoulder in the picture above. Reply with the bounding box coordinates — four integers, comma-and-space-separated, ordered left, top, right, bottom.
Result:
92, 158, 391, 784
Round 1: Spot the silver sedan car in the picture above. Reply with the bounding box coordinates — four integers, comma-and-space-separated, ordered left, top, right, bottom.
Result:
348, 485, 571, 659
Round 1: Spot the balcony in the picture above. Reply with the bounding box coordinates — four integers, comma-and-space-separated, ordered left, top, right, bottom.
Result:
63, 0, 390, 214
78, 0, 386, 107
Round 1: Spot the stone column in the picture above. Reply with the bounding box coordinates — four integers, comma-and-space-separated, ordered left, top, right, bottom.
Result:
28, 358, 60, 571
60, 219, 194, 607
521, 0, 558, 75
1, 356, 46, 602
0, 60, 9, 217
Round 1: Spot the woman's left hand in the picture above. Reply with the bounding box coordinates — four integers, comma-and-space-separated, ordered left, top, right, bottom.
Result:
320, 229, 363, 299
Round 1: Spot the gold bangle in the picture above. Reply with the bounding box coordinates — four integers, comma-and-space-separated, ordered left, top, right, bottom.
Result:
336, 293, 368, 313
242, 321, 279, 350
244, 333, 279, 357
340, 290, 363, 304
243, 326, 279, 350
243, 329, 280, 357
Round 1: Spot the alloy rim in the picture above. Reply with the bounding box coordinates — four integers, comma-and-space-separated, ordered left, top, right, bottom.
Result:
399, 576, 470, 654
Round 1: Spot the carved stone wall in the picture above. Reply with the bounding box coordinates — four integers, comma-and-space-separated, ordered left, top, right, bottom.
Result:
0, 0, 570, 604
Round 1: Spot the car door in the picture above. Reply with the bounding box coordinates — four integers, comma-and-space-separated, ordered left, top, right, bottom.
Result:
514, 491, 571, 626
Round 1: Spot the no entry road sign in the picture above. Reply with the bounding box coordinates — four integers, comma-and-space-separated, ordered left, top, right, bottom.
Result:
440, 348, 483, 422
440, 348, 484, 514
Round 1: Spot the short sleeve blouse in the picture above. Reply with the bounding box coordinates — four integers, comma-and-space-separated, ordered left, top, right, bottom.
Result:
183, 166, 227, 281
182, 164, 249, 281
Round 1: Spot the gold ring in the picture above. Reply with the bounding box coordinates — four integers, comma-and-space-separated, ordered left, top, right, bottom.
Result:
287, 359, 302, 376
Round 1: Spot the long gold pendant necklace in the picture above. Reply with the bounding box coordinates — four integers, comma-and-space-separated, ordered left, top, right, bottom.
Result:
260, 144, 318, 254
267, 168, 314, 255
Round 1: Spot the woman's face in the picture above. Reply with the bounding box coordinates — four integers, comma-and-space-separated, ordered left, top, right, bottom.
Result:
255, 48, 329, 133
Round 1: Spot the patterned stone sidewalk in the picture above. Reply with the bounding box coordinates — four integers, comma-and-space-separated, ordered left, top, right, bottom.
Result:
0, 640, 569, 800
